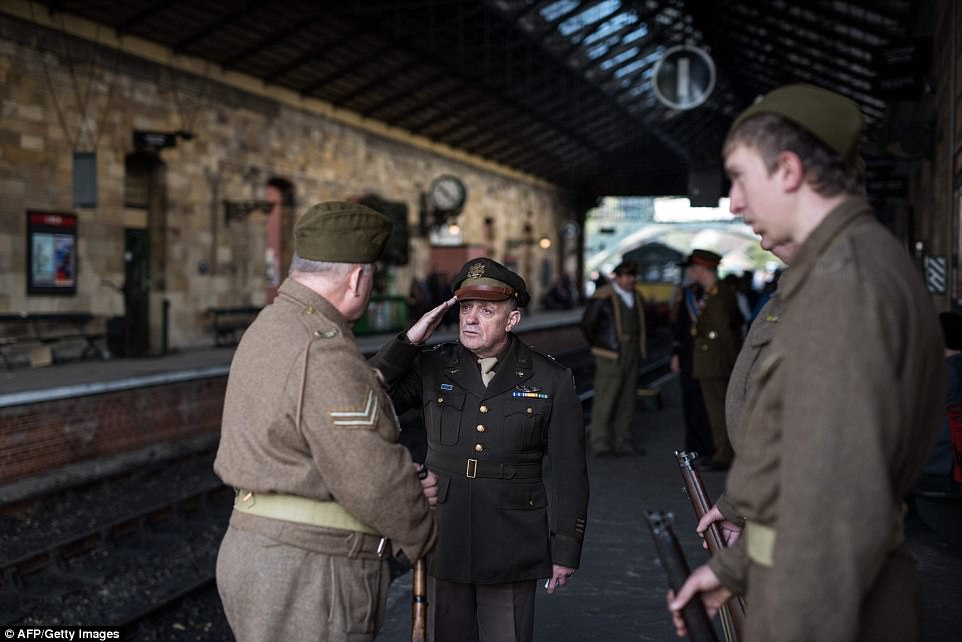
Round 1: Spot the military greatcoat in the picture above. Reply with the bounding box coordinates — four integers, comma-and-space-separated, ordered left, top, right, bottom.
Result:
214, 278, 437, 641
710, 199, 945, 641
372, 334, 589, 584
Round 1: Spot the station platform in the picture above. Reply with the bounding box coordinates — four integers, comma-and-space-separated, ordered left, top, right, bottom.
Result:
377, 381, 962, 642
2, 307, 960, 640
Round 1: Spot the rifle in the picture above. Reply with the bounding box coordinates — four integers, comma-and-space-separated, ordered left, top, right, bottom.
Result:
411, 558, 428, 642
645, 510, 720, 642
675, 450, 747, 642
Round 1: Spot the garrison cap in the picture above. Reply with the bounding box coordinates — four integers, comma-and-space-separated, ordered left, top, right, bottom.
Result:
681, 249, 722, 270
613, 260, 639, 276
452, 257, 530, 307
730, 83, 864, 166
940, 312, 962, 351
294, 201, 392, 263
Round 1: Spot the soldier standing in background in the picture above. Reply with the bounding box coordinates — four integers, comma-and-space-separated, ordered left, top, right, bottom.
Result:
683, 249, 742, 471
214, 202, 439, 642
580, 260, 648, 457
374, 257, 589, 642
669, 84, 944, 641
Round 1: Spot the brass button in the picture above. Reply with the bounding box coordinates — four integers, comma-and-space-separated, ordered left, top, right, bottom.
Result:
708, 330, 717, 339
479, 405, 489, 414
305, 306, 315, 315
529, 499, 534, 506
476, 424, 485, 433
526, 407, 533, 415
516, 370, 524, 376
437, 397, 444, 404
474, 443, 484, 453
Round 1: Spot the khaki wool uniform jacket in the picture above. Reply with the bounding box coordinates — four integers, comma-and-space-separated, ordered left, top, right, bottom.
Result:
716, 291, 785, 522
710, 199, 945, 641
372, 334, 589, 584
214, 279, 437, 638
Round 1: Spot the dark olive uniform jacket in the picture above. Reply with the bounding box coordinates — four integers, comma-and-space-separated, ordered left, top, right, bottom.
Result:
372, 334, 589, 584
710, 199, 945, 641
691, 280, 743, 381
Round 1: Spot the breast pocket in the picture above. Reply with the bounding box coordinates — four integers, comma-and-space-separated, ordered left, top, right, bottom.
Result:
423, 390, 464, 446
502, 399, 550, 452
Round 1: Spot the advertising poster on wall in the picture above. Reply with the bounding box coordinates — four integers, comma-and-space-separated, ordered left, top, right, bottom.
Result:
27, 211, 78, 295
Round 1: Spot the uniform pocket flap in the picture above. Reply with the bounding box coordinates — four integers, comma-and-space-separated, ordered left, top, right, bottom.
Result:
498, 482, 546, 509
504, 398, 549, 417
425, 389, 465, 410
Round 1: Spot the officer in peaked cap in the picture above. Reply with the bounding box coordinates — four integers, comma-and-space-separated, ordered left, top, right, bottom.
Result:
678, 248, 741, 472
372, 256, 588, 642
214, 201, 439, 641
450, 256, 531, 307
669, 85, 945, 642
680, 249, 723, 270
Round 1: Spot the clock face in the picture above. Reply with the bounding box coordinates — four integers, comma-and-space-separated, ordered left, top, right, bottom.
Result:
429, 175, 466, 213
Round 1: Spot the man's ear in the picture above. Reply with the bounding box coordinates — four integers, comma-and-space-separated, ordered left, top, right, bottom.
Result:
505, 308, 522, 332
776, 150, 805, 192
348, 265, 364, 297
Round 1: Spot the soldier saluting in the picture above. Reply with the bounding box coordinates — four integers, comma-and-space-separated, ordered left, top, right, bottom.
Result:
373, 257, 589, 642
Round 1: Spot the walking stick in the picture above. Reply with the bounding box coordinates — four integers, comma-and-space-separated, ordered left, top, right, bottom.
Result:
411, 558, 428, 642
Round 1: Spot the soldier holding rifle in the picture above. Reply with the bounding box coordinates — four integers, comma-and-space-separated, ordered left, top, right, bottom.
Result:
669, 85, 944, 641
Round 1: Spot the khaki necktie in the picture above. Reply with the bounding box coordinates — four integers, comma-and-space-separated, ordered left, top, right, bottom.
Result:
478, 357, 498, 387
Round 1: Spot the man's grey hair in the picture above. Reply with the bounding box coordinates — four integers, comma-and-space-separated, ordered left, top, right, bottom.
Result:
289, 254, 373, 277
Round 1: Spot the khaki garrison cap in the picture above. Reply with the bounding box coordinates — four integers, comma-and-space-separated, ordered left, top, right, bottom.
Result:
452, 257, 530, 308
730, 83, 864, 165
294, 201, 392, 263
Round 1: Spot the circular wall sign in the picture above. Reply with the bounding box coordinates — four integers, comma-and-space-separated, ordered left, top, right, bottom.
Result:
652, 45, 716, 111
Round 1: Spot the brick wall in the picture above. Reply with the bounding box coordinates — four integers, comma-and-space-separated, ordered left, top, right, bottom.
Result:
0, 377, 226, 485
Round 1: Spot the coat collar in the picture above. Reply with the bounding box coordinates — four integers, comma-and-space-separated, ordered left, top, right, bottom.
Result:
443, 335, 535, 399
276, 278, 351, 336
777, 197, 873, 302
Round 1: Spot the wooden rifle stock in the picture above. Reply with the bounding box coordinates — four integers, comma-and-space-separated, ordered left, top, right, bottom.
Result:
411, 558, 428, 642
645, 510, 720, 642
675, 451, 747, 642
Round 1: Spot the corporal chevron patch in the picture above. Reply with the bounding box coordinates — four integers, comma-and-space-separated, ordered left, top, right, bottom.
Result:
330, 390, 379, 428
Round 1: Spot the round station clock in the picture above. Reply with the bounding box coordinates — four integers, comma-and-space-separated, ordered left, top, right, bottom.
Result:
429, 174, 467, 213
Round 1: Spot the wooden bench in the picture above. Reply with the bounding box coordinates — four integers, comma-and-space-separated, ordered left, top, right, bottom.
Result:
207, 306, 262, 346
0, 312, 108, 369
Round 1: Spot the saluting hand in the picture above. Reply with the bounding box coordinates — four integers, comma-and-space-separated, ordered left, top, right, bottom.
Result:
406, 296, 458, 345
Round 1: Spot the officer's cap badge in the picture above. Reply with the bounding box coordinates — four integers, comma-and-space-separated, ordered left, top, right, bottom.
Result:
467, 262, 486, 279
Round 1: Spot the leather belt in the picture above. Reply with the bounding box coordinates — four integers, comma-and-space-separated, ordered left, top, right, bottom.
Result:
426, 452, 542, 480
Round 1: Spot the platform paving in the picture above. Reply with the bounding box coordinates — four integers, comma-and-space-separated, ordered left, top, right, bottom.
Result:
377, 381, 962, 642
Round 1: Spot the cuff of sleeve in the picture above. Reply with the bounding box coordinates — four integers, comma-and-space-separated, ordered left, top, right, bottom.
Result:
709, 537, 749, 596
550, 532, 583, 570
716, 492, 746, 527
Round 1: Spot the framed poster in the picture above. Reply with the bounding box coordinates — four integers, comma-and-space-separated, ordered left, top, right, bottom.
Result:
27, 211, 78, 295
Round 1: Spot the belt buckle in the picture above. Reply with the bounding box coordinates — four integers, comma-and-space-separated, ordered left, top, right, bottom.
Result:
466, 458, 478, 479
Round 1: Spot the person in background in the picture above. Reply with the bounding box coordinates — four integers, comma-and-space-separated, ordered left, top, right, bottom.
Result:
669, 84, 944, 642
373, 257, 589, 642
580, 260, 648, 457
214, 201, 439, 642
683, 249, 743, 471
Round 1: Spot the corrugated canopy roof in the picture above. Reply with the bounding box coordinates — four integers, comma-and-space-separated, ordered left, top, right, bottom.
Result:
16, 0, 925, 198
